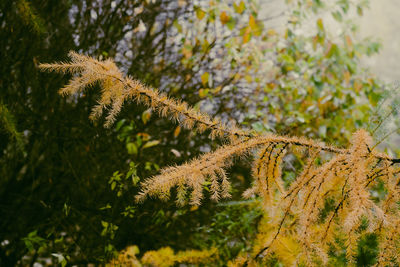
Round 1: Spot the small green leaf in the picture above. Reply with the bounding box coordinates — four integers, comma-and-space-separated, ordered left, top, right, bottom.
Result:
201, 72, 209, 86
54, 236, 64, 244
226, 18, 236, 30
126, 142, 138, 155
115, 119, 125, 131
132, 175, 140, 186
142, 140, 160, 149
173, 19, 182, 33
317, 18, 324, 32
141, 109, 152, 124
233, 1, 245, 14
25, 241, 34, 251
195, 7, 206, 20
111, 181, 116, 190
251, 122, 266, 133
331, 11, 342, 22
100, 203, 112, 210
199, 88, 209, 98
357, 5, 363, 16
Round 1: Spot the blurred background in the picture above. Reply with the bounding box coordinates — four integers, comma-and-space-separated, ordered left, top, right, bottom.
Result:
261, 0, 400, 82
358, 0, 400, 82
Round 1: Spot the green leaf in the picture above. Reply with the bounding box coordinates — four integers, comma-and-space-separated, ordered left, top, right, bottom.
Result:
126, 142, 138, 155
357, 5, 363, 16
115, 119, 125, 131
141, 109, 152, 124
195, 7, 206, 20
226, 18, 236, 31
54, 236, 64, 244
126, 163, 137, 179
111, 181, 116, 190
201, 72, 209, 86
280, 54, 294, 64
233, 1, 245, 14
25, 241, 34, 251
100, 204, 112, 210
173, 19, 182, 33
132, 175, 140, 186
331, 11, 342, 22
251, 122, 266, 133
317, 18, 324, 32
142, 140, 160, 149
242, 28, 250, 43
199, 88, 209, 98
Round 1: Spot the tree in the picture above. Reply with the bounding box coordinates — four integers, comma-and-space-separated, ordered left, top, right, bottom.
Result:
42, 49, 400, 267
1, 0, 209, 265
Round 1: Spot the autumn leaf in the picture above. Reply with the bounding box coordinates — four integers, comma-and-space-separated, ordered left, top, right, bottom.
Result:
267, 29, 276, 36
201, 72, 209, 86
343, 71, 351, 85
245, 74, 252, 83
353, 79, 362, 92
345, 35, 353, 49
199, 88, 209, 98
195, 7, 206, 20
242, 26, 251, 44
233, 1, 245, 14
141, 109, 152, 124
142, 140, 160, 149
317, 18, 324, 32
220, 11, 230, 25
249, 14, 257, 30
173, 126, 181, 138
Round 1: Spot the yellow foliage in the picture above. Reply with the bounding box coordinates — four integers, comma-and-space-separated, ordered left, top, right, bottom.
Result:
273, 236, 302, 266
141, 247, 175, 267
141, 247, 218, 267
109, 246, 141, 267
41, 53, 400, 266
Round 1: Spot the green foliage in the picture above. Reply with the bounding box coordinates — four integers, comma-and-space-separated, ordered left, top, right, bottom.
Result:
246, 0, 383, 146
0, 102, 23, 149
356, 234, 378, 267
16, 0, 46, 35
22, 230, 46, 253
192, 200, 262, 262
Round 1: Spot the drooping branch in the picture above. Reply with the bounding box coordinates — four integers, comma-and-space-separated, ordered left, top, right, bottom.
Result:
41, 52, 400, 266
39, 52, 400, 162
40, 51, 248, 139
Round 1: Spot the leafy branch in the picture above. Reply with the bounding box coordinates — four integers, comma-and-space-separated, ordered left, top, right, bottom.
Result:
40, 52, 400, 266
